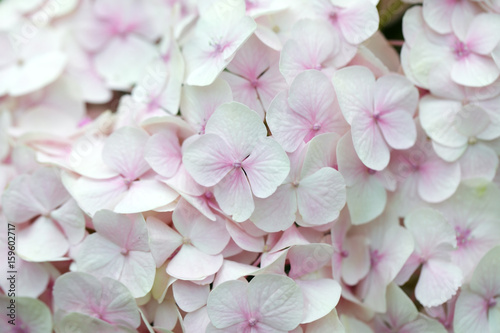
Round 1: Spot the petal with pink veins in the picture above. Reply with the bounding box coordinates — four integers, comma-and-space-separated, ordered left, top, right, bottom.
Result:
214, 168, 255, 222
416, 259, 463, 307
182, 134, 236, 187
351, 111, 390, 171
53, 272, 140, 328
332, 65, 375, 124
243, 137, 290, 198
102, 127, 151, 181
145, 130, 182, 178
114, 179, 179, 214
295, 279, 341, 324
296, 167, 346, 226
167, 245, 223, 281
251, 184, 297, 233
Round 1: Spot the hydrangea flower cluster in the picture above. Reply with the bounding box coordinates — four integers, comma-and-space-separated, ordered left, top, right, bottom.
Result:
1, 0, 500, 332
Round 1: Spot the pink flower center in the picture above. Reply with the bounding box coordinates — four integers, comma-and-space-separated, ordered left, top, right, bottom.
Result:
370, 249, 383, 267
233, 162, 242, 168
487, 297, 497, 308
248, 318, 258, 326
367, 168, 377, 175
340, 250, 349, 258
250, 79, 259, 88
312, 123, 321, 131
328, 11, 338, 25
453, 41, 470, 59
245, 0, 257, 10
120, 248, 129, 255
292, 180, 300, 187
455, 227, 472, 247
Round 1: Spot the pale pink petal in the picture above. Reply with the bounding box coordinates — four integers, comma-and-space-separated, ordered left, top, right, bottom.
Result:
332, 65, 375, 124
451, 54, 500, 87
351, 113, 391, 171
207, 279, 249, 328
350, 170, 388, 222
379, 283, 418, 329
378, 110, 417, 150
167, 245, 223, 280
288, 244, 333, 279
225, 221, 265, 252
17, 217, 69, 261
183, 133, 235, 187
173, 200, 230, 255
279, 19, 338, 83
251, 184, 297, 233
419, 96, 465, 148
416, 259, 463, 307
205, 102, 267, 157
214, 168, 254, 222
418, 157, 461, 203
466, 13, 500, 55
295, 279, 341, 324
342, 235, 371, 285
8, 52, 67, 96
94, 35, 157, 90
221, 72, 264, 118
173, 281, 210, 312
184, 307, 211, 333
102, 127, 151, 181
114, 179, 179, 214
146, 216, 183, 267
455, 104, 491, 138
243, 137, 290, 198
422, 0, 454, 34
336, 1, 379, 44
266, 91, 312, 152
2, 175, 43, 223
75, 234, 124, 281
401, 314, 448, 333
119, 250, 156, 298
454, 289, 490, 333
404, 207, 457, 258
30, 167, 71, 212
63, 175, 127, 217
180, 78, 233, 135
373, 74, 418, 115
296, 167, 346, 226
470, 246, 500, 298
56, 313, 136, 333
460, 144, 499, 181
256, 64, 287, 111
50, 199, 85, 245
144, 131, 182, 178
53, 272, 140, 328
247, 275, 303, 330
93, 210, 150, 251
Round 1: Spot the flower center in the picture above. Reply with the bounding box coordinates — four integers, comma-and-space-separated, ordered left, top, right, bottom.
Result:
468, 136, 478, 145
367, 168, 377, 175
248, 318, 258, 326
292, 180, 300, 188
312, 123, 321, 131
233, 162, 242, 168
455, 227, 472, 247
370, 249, 383, 267
120, 248, 129, 255
182, 237, 191, 245
453, 41, 470, 59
